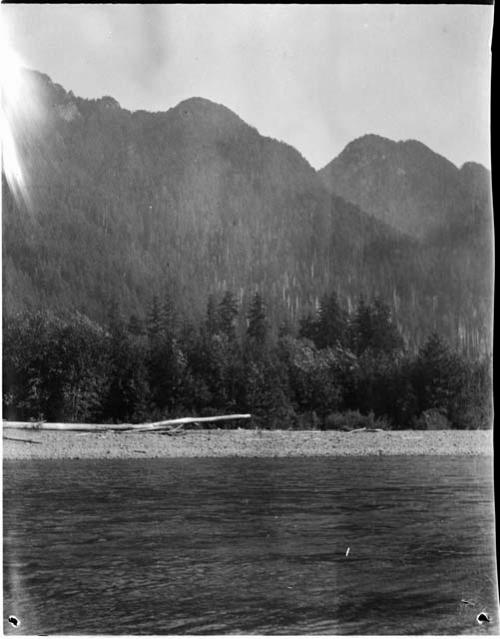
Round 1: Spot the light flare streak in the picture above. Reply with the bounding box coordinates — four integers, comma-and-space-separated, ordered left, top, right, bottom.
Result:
1, 35, 40, 209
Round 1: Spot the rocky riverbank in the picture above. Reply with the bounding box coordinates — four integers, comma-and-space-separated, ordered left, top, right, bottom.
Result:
2, 428, 493, 460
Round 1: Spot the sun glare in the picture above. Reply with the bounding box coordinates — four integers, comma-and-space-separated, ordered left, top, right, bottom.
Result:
0, 36, 35, 207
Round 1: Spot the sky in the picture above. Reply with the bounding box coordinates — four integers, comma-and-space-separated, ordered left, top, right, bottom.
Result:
1, 4, 494, 169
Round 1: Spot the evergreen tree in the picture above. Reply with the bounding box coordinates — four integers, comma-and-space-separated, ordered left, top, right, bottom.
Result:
247, 292, 268, 343
161, 292, 178, 338
280, 336, 342, 418
218, 291, 239, 340
278, 318, 293, 339
242, 347, 294, 428
205, 294, 219, 335
147, 295, 163, 340
316, 292, 348, 349
147, 336, 185, 414
370, 298, 404, 354
350, 297, 372, 355
102, 320, 149, 422
450, 357, 492, 429
413, 332, 463, 419
298, 312, 319, 344
350, 297, 403, 356
128, 313, 144, 336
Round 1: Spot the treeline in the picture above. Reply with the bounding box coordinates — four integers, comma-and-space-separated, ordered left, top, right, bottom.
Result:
2, 292, 492, 429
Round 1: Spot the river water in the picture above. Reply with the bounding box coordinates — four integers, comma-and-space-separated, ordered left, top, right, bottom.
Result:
3, 456, 498, 635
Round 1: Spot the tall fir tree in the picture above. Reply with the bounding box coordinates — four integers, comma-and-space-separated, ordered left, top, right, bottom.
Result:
218, 291, 239, 340
350, 297, 372, 355
298, 312, 319, 345
147, 295, 164, 340
247, 292, 268, 343
128, 313, 145, 336
316, 291, 348, 349
413, 332, 462, 419
351, 297, 402, 356
369, 298, 404, 354
205, 294, 219, 335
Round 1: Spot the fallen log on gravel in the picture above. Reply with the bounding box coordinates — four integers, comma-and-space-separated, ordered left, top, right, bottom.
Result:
346, 427, 385, 434
3, 435, 42, 444
2, 414, 252, 433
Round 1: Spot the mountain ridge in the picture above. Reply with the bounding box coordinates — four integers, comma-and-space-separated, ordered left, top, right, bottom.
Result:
319, 132, 490, 238
22, 68, 490, 177
2, 69, 493, 354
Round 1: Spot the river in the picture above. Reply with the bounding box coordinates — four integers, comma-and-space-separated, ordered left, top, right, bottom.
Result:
3, 456, 498, 634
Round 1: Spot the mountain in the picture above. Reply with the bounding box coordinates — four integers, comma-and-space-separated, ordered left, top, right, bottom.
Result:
319, 133, 490, 238
318, 134, 493, 353
1, 70, 493, 354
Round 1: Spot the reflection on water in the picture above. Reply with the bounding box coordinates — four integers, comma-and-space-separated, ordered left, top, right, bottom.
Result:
3, 456, 498, 635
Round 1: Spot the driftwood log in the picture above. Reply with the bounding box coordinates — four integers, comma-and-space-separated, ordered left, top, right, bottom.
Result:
346, 427, 385, 434
3, 435, 42, 444
2, 414, 251, 433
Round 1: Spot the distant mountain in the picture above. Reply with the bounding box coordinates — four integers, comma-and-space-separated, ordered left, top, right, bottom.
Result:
1, 70, 493, 353
319, 133, 490, 238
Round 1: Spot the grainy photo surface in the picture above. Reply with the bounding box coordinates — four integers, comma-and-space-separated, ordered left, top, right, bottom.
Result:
1, 4, 497, 636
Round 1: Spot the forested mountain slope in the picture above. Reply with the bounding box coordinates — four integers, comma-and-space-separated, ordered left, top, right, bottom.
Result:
2, 70, 493, 353
319, 134, 490, 237
319, 134, 493, 352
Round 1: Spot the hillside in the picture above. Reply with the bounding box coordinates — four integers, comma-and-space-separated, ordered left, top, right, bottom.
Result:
2, 70, 493, 353
319, 133, 490, 238
319, 134, 493, 352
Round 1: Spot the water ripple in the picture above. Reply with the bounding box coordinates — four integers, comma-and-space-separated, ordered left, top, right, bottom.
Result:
3, 456, 498, 635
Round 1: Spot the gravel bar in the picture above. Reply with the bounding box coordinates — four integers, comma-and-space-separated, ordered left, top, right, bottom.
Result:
2, 429, 493, 459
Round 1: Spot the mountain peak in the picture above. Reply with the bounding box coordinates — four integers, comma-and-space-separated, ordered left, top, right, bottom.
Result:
460, 160, 489, 176
169, 96, 248, 131
350, 133, 393, 146
339, 133, 395, 155
319, 134, 472, 237
17, 68, 123, 114
175, 96, 227, 110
